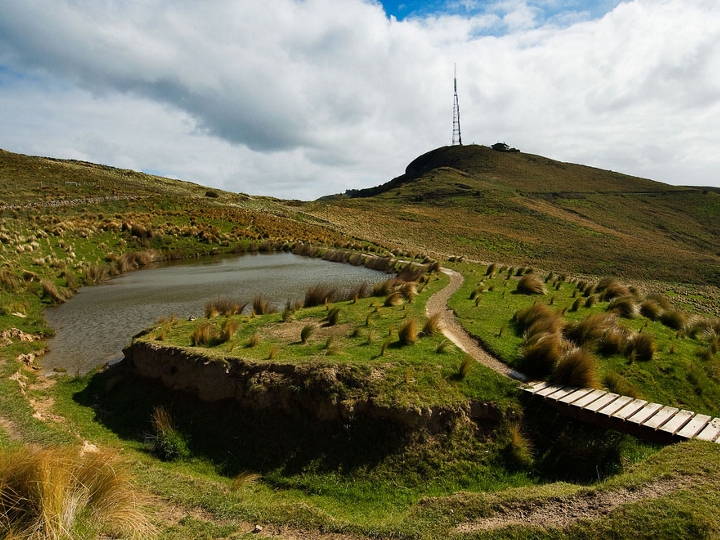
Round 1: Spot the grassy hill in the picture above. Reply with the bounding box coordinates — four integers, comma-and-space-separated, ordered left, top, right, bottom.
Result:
2, 146, 720, 539
305, 145, 720, 288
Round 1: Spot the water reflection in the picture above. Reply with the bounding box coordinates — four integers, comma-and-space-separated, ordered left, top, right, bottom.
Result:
42, 252, 388, 374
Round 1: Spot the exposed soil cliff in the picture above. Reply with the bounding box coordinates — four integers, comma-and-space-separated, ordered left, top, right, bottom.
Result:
123, 340, 503, 435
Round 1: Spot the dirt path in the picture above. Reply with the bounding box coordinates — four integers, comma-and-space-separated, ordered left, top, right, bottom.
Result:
426, 268, 526, 381
454, 476, 694, 533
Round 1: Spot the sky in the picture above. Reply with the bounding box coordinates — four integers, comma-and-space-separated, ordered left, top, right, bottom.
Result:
0, 1, 719, 200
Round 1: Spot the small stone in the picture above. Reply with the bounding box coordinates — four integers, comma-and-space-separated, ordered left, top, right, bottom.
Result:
253, 524, 263, 533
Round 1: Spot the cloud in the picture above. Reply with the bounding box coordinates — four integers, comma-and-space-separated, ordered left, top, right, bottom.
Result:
0, 0, 719, 199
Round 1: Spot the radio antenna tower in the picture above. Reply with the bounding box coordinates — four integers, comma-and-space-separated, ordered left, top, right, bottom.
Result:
452, 64, 462, 146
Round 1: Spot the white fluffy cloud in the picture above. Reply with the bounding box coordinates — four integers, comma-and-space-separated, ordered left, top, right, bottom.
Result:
1, 0, 719, 199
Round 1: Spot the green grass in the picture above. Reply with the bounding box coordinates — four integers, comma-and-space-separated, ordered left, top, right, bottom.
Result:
3, 147, 720, 538
448, 261, 720, 417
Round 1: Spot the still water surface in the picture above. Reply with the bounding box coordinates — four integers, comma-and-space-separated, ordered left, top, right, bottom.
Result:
42, 252, 388, 375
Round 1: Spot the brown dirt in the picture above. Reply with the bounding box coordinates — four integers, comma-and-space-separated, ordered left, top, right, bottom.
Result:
454, 476, 694, 533
426, 268, 524, 381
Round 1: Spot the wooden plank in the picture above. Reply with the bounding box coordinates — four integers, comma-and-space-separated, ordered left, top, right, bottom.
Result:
643, 406, 679, 429
676, 414, 712, 439
584, 393, 621, 413
614, 399, 648, 420
696, 418, 720, 442
545, 387, 578, 402
535, 384, 567, 398
558, 388, 595, 405
573, 389, 607, 409
658, 410, 695, 435
627, 402, 663, 425
525, 381, 550, 394
598, 395, 634, 417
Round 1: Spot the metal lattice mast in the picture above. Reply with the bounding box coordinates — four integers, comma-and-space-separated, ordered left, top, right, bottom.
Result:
452, 64, 462, 146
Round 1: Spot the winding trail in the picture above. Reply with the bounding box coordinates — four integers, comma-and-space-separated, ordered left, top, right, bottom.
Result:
426, 268, 526, 381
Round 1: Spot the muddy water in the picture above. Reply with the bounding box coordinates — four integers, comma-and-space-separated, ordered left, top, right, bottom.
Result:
42, 252, 388, 375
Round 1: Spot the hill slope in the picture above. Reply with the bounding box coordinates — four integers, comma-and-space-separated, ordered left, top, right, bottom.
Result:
307, 145, 720, 287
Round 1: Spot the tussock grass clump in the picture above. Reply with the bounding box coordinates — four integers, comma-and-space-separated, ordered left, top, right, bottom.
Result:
458, 354, 474, 379
398, 318, 418, 346
584, 294, 597, 308
396, 263, 427, 282
151, 406, 188, 461
252, 294, 276, 315
220, 319, 239, 343
422, 313, 442, 336
554, 348, 599, 388
246, 332, 261, 348
627, 332, 657, 362
516, 274, 546, 295
506, 421, 534, 466
41, 279, 64, 303
230, 471, 261, 492
598, 326, 631, 357
0, 269, 22, 292
595, 277, 629, 301
304, 283, 337, 307
325, 306, 342, 326
300, 323, 316, 344
513, 303, 556, 333
190, 321, 214, 346
373, 278, 398, 297
660, 309, 688, 331
519, 333, 563, 379
0, 446, 153, 539
384, 291, 404, 307
435, 339, 452, 354
607, 295, 639, 319
564, 313, 617, 346
205, 297, 247, 318
640, 299, 664, 321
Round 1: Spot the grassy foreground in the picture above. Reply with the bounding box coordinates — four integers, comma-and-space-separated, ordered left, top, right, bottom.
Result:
1, 148, 719, 538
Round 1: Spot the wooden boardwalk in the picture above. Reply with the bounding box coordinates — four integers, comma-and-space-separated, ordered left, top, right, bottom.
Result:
524, 381, 720, 444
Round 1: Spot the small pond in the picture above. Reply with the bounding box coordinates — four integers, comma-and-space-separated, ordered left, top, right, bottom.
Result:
42, 252, 389, 375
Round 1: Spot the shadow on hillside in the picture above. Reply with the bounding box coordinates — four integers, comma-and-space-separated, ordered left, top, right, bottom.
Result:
73, 362, 414, 478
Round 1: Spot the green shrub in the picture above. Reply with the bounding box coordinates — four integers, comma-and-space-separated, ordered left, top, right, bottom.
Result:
554, 348, 599, 388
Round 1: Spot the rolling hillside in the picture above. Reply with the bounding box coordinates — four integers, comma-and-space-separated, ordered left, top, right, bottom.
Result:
305, 145, 720, 288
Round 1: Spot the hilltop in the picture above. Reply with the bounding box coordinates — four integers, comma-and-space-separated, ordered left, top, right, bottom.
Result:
305, 145, 720, 288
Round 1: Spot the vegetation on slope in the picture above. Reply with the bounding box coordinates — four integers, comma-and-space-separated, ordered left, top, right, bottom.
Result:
308, 145, 720, 287
1, 147, 720, 538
